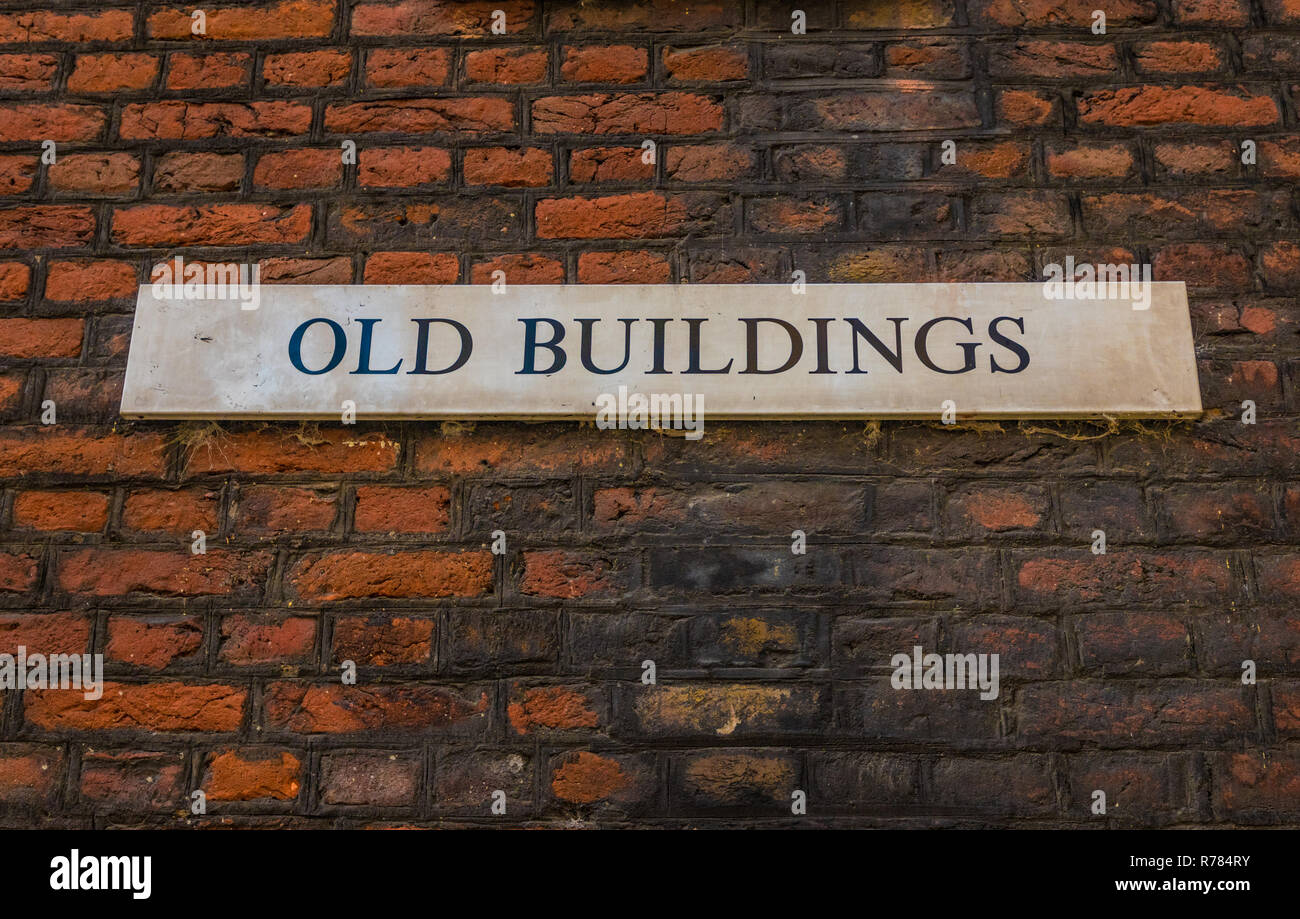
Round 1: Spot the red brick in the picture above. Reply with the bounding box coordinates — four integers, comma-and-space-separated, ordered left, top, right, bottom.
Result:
1216, 598, 1295, 678
552, 751, 629, 803
971, 191, 1070, 236
332, 615, 435, 666
471, 253, 564, 284
0, 372, 23, 413
1153, 140, 1237, 178
152, 151, 244, 193
445, 609, 556, 670
1134, 41, 1224, 75
148, 0, 336, 40
365, 47, 451, 88
1176, 0, 1251, 24
663, 45, 747, 82
1217, 752, 1300, 820
997, 89, 1058, 127
203, 749, 302, 801
1153, 242, 1252, 291
264, 49, 351, 88
266, 254, 343, 289
1199, 358, 1284, 409
25, 682, 246, 732
464, 46, 548, 84
990, 41, 1117, 79
0, 155, 35, 194
234, 485, 337, 533
885, 39, 969, 76
577, 250, 670, 283
219, 615, 316, 665
843, 0, 956, 27
351, 485, 450, 534
288, 550, 493, 601
122, 488, 220, 536
263, 682, 489, 734
47, 153, 139, 195
532, 93, 722, 134
1277, 683, 1300, 735
0, 10, 134, 45
536, 191, 726, 239
0, 104, 104, 142
0, 262, 29, 300
78, 751, 182, 809
508, 684, 599, 734
119, 101, 311, 139
947, 485, 1047, 534
1015, 551, 1232, 604
1262, 241, 1300, 289
253, 148, 342, 190
626, 683, 824, 737
41, 368, 122, 420
0, 746, 63, 804
1043, 141, 1135, 181
0, 612, 92, 655
547, 2, 736, 31
79, 751, 185, 810
799, 246, 928, 283
105, 615, 203, 670
1065, 754, 1196, 824
1082, 189, 1282, 236
12, 491, 109, 532
112, 203, 310, 247
1017, 683, 1252, 748
929, 757, 1056, 818
324, 98, 513, 134
1264, 0, 1300, 24
561, 45, 647, 84
352, 1, 535, 36
1258, 554, 1300, 600
321, 752, 419, 805
1057, 480, 1148, 542
0, 429, 165, 478
0, 53, 58, 91
666, 143, 753, 181
435, 748, 534, 812
463, 147, 551, 187
569, 146, 652, 183
68, 53, 158, 93
750, 196, 843, 234
414, 426, 629, 476
57, 549, 272, 598
0, 552, 37, 594
363, 251, 458, 284
1075, 612, 1191, 675
359, 146, 451, 188
165, 52, 251, 90
791, 91, 978, 132
183, 429, 399, 477
333, 199, 518, 245
1078, 85, 1278, 127
0, 318, 83, 358
521, 549, 627, 598
970, 0, 1156, 27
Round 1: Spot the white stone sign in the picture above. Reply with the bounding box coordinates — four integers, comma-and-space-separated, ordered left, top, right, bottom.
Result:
120, 282, 1202, 420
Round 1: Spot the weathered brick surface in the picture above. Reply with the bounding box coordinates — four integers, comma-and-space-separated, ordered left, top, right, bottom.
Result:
0, 0, 1295, 829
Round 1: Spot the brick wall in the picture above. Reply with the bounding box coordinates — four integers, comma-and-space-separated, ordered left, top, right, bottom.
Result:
0, 0, 1298, 827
